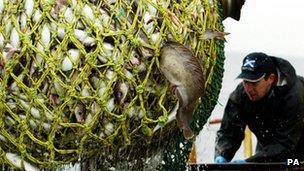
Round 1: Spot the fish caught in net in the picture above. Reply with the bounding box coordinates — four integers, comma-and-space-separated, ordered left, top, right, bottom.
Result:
0, 0, 227, 170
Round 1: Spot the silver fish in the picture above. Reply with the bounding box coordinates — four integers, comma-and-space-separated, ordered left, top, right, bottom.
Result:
114, 81, 129, 105
203, 30, 230, 40
10, 28, 20, 49
0, 33, 4, 49
75, 103, 86, 123
24, 0, 34, 17
82, 4, 95, 21
32, 9, 42, 23
6, 153, 39, 171
0, 0, 4, 14
55, 0, 67, 13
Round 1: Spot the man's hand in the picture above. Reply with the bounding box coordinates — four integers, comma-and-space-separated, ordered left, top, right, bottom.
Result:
214, 156, 227, 163
231, 159, 246, 164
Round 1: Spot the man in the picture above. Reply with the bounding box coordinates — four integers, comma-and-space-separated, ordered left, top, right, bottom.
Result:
214, 52, 304, 163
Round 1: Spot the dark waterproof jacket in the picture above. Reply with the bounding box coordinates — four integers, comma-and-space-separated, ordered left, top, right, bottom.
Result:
215, 56, 304, 162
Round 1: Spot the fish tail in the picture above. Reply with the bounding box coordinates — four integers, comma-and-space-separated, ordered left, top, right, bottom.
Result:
183, 127, 195, 140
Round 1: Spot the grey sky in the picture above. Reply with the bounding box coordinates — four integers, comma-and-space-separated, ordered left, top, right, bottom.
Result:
223, 0, 304, 58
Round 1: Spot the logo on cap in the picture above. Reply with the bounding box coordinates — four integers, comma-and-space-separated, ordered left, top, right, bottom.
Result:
242, 59, 256, 71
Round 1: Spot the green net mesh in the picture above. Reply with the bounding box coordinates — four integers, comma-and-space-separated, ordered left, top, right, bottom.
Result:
0, 0, 225, 170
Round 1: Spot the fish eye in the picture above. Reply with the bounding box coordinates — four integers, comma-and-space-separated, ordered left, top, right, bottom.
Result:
116, 92, 123, 98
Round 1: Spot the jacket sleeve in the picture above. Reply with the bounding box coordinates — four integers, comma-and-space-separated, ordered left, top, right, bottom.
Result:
214, 86, 246, 161
246, 84, 304, 162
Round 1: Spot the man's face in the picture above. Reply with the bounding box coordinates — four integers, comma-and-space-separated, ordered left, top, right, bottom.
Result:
242, 74, 275, 101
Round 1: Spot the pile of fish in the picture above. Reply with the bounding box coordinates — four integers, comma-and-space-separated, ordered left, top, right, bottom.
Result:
0, 0, 225, 168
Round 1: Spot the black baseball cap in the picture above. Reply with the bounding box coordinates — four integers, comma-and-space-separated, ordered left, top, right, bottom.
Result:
237, 52, 276, 82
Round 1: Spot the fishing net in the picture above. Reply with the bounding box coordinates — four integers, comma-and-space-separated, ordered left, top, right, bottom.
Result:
0, 0, 225, 170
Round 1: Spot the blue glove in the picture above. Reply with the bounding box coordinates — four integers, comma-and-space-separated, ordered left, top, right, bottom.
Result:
231, 159, 246, 164
214, 156, 227, 163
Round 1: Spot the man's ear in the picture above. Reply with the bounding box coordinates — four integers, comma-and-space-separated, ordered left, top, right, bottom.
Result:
269, 73, 277, 83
